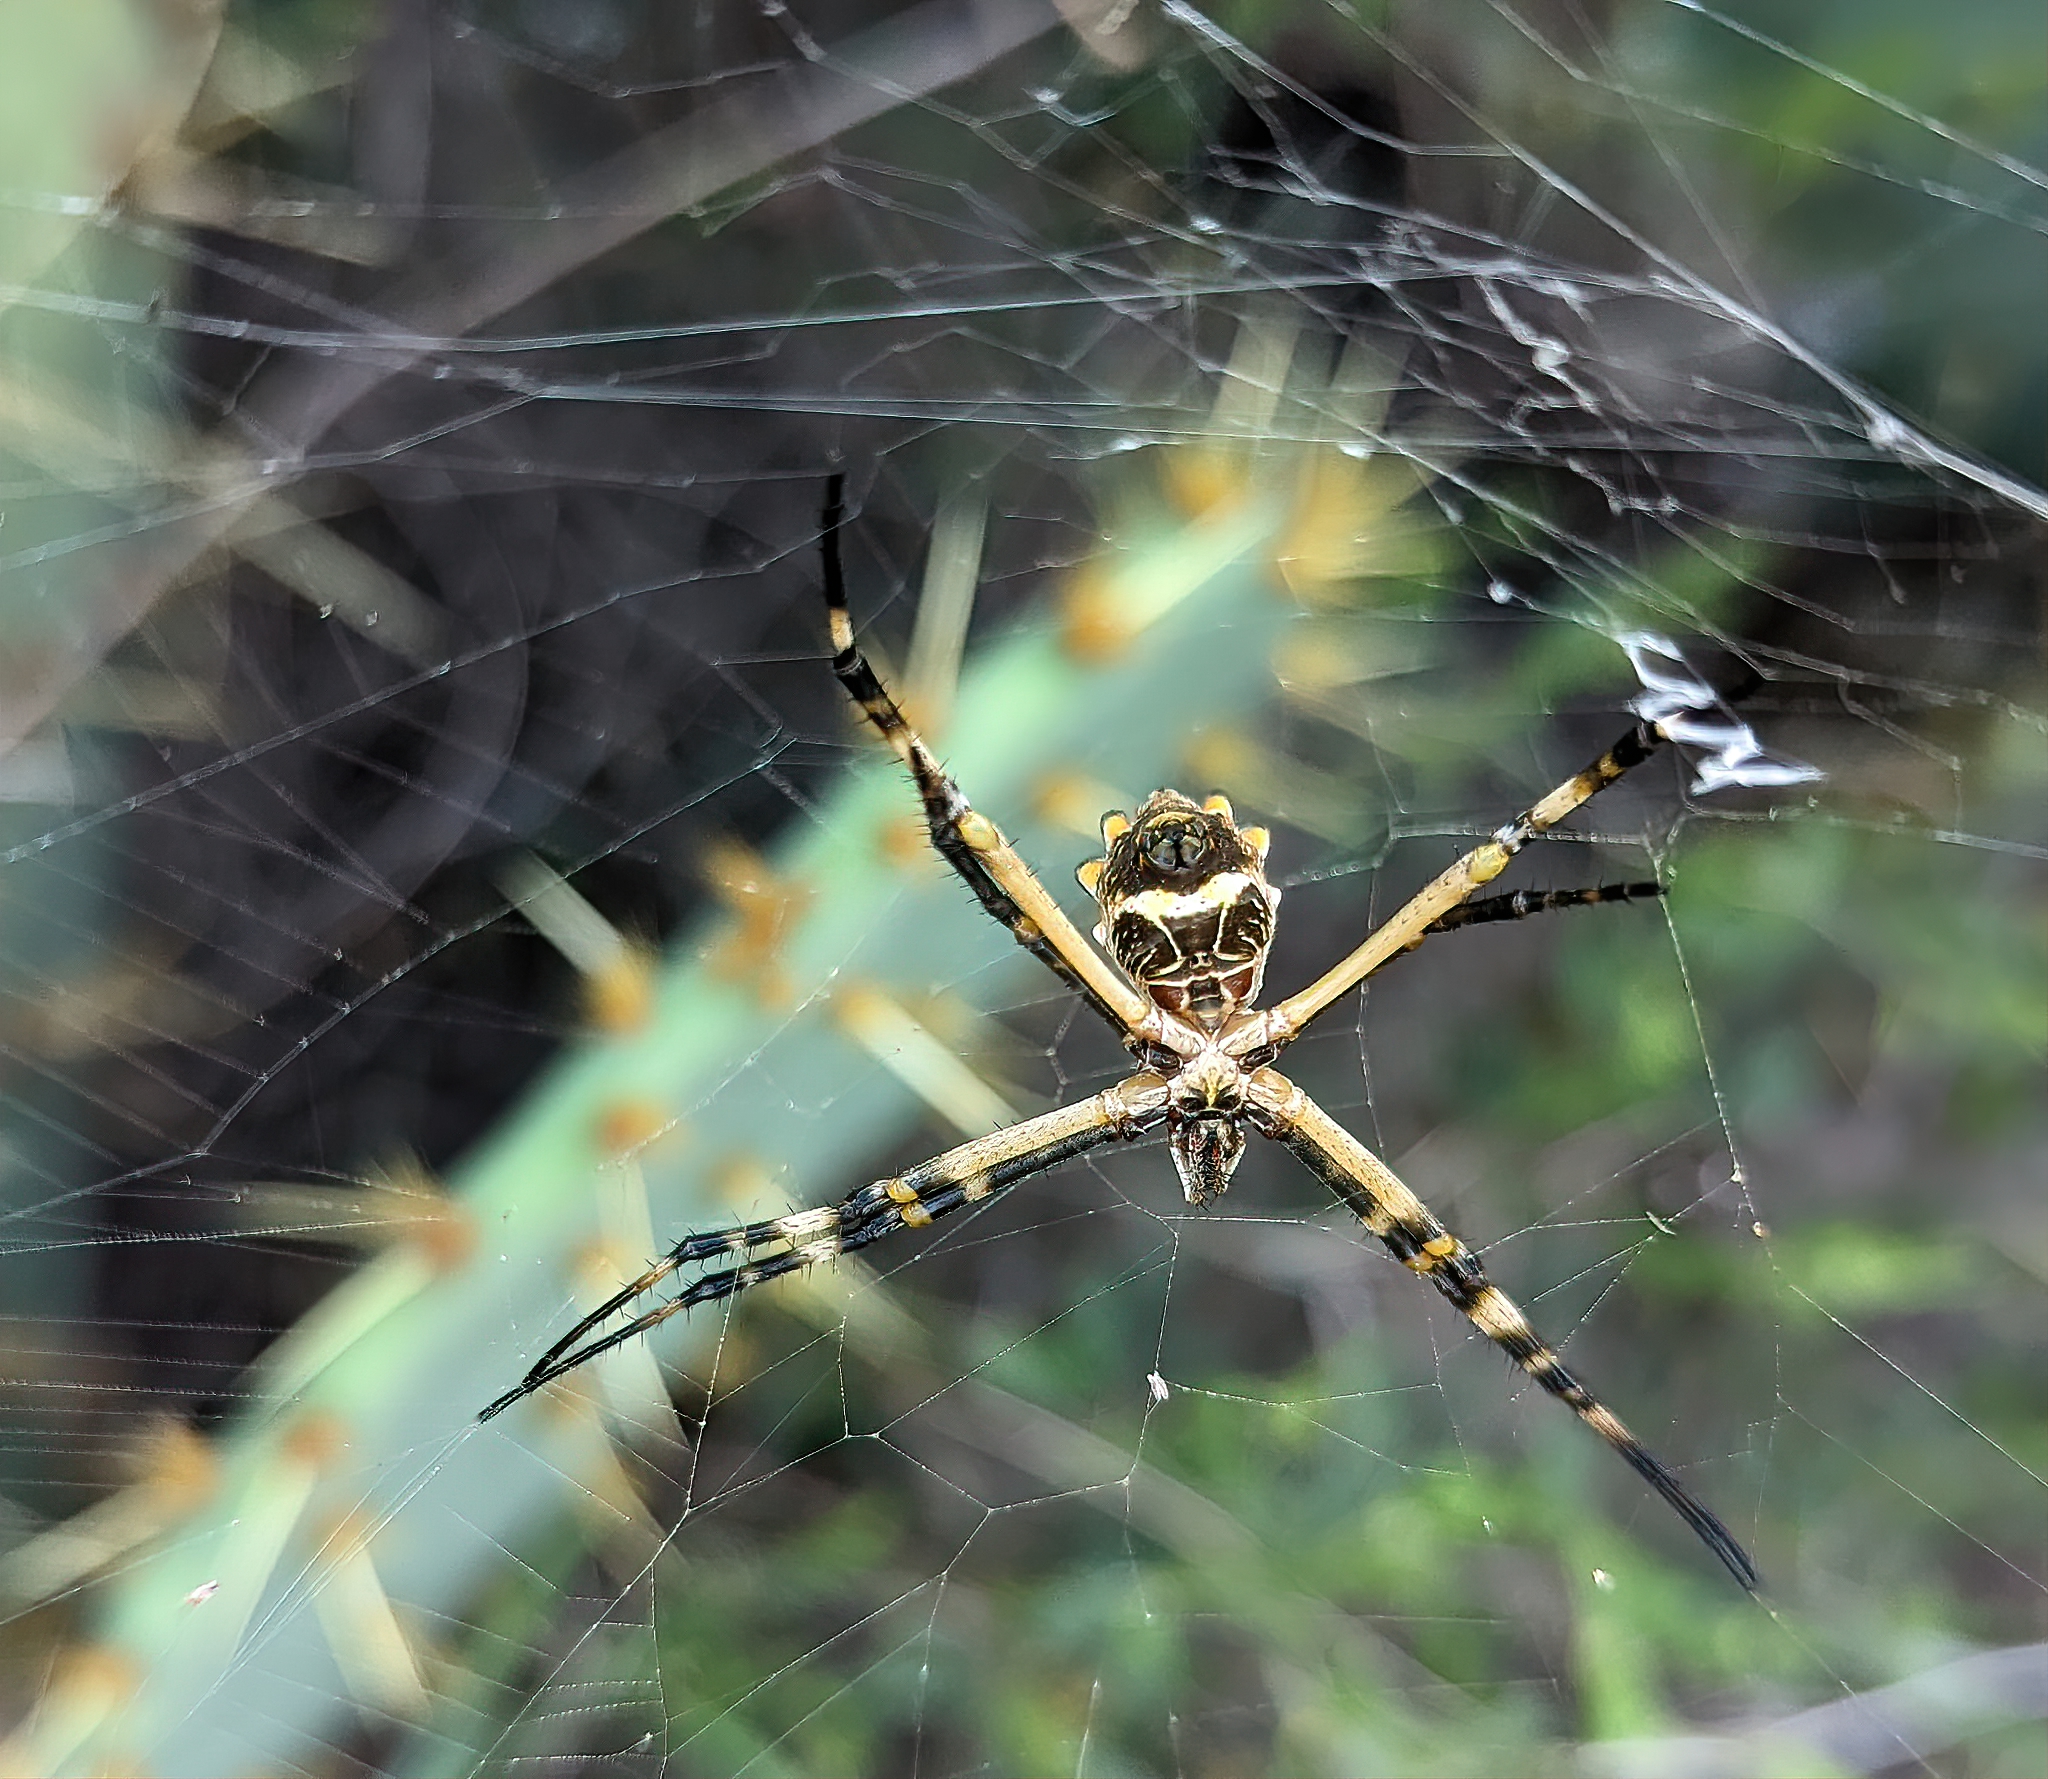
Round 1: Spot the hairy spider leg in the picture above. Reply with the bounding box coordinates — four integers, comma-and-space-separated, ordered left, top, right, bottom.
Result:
820, 477, 1184, 1053
1251, 720, 1670, 1047
480, 1080, 1168, 1420
1249, 1068, 1758, 1590
1424, 880, 1665, 936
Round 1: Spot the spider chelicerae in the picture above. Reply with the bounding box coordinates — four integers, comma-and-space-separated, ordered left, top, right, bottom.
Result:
483, 476, 1758, 1593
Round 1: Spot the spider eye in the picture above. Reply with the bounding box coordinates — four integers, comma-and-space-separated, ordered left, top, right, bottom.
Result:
1141, 818, 1209, 874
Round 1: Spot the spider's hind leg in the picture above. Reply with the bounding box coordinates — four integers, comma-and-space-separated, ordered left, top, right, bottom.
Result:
1249, 1067, 1758, 1591
1424, 1242, 1759, 1592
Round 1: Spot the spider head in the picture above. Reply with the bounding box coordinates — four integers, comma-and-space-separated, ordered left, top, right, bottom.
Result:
1135, 807, 1212, 875
1076, 791, 1278, 1024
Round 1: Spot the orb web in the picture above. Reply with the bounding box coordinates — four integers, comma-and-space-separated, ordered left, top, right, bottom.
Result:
0, 3, 2041, 1775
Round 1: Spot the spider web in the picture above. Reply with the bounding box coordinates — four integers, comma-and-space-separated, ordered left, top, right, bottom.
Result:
1, 1, 2043, 1774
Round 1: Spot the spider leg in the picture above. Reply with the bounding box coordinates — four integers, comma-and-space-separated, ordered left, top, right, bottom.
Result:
1243, 721, 1668, 1051
481, 1074, 1169, 1420
821, 476, 1187, 1054
1422, 880, 1664, 937
1246, 1067, 1758, 1591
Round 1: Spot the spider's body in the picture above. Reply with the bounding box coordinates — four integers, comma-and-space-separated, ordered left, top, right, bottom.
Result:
1077, 792, 1277, 1202
484, 478, 1757, 1594
1083, 792, 1277, 1029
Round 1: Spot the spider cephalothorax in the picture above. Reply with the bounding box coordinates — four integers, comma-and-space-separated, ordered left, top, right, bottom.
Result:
1076, 791, 1278, 1028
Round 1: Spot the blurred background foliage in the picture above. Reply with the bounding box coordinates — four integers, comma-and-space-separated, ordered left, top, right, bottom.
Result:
0, 0, 2041, 1775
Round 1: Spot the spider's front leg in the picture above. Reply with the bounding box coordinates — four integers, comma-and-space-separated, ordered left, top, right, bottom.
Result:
1424, 880, 1664, 935
820, 477, 1187, 1055
481, 1074, 1170, 1420
1237, 719, 1671, 1053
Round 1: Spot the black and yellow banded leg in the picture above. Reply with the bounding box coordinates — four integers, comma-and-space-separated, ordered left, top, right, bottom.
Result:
1501, 719, 1665, 850
1254, 722, 1669, 1047
481, 1076, 1171, 1421
1246, 1068, 1757, 1590
1424, 880, 1664, 936
819, 477, 1185, 1053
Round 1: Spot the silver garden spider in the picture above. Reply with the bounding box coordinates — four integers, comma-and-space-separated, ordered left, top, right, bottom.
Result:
483, 476, 1759, 1592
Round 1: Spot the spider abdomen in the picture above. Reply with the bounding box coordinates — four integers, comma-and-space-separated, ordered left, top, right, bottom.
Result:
1108, 879, 1274, 1020
1081, 788, 1280, 1028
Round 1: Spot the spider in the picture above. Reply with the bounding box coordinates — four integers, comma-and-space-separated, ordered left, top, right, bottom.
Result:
483, 476, 1759, 1593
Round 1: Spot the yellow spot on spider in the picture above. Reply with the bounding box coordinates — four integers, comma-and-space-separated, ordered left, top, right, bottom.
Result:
956, 811, 1001, 853
1100, 811, 1131, 845
885, 1179, 921, 1204
1075, 858, 1105, 896
1469, 841, 1513, 885
1240, 826, 1270, 862
1203, 793, 1234, 820
1402, 1232, 1456, 1272
899, 1200, 934, 1228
